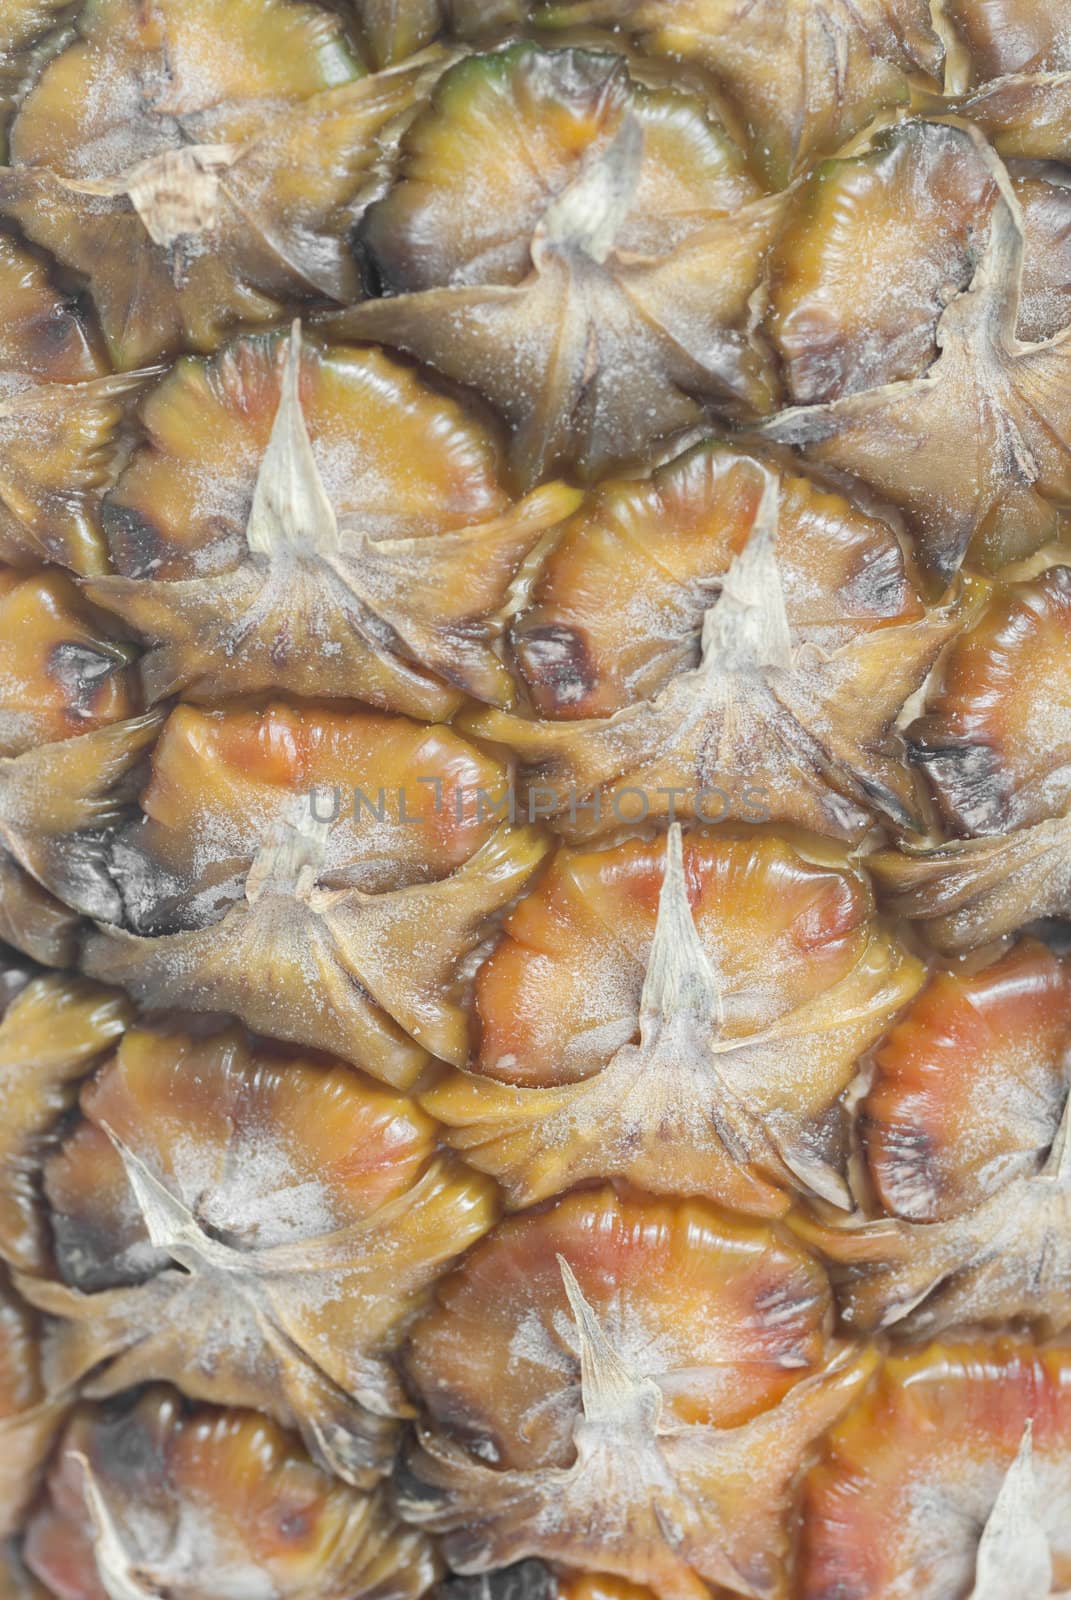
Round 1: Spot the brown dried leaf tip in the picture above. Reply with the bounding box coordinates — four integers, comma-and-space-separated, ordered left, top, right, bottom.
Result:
19, 1025, 497, 1487
400, 1187, 874, 1597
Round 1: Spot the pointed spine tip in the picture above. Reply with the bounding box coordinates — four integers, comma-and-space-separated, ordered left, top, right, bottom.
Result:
700, 473, 792, 674
245, 805, 332, 905
73, 1451, 150, 1600
638, 824, 722, 1034
1043, 1083, 1071, 1183
556, 1254, 650, 1422
246, 321, 338, 559
533, 110, 644, 266
970, 1420, 1053, 1600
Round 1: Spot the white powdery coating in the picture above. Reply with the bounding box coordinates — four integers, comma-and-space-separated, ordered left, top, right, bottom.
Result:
881, 1440, 1071, 1600
89, 1462, 281, 1600
0, 704, 44, 754
175, 1129, 340, 1250
502, 1260, 802, 1463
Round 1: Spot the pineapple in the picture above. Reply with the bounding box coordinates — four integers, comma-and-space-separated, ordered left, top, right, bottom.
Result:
0, 2, 1069, 1598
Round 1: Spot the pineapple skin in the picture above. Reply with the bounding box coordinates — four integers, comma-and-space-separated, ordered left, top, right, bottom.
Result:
0, 2, 1070, 1598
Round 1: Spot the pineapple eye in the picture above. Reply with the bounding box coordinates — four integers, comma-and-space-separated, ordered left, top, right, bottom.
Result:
0, 232, 139, 578
800, 1341, 1071, 1599
331, 44, 786, 486
766, 178, 1071, 582
769, 126, 1071, 407
802, 941, 1071, 1338
398, 1183, 874, 1591
946, 0, 1070, 83
768, 122, 999, 406
0, 2, 72, 162
910, 564, 1071, 836
360, 41, 760, 297
1, 0, 1070, 1588
22, 1024, 497, 1488
467, 446, 960, 842
0, 0, 456, 370
863, 938, 1071, 1224
873, 565, 1071, 954
84, 325, 580, 716
959, 73, 1071, 163
0, 972, 129, 1275
0, 571, 136, 758
76, 697, 548, 1082
23, 1388, 439, 1600
0, 564, 140, 935
428, 824, 921, 1212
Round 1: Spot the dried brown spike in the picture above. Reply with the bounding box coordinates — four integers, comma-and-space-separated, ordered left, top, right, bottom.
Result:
21, 1026, 498, 1486
87, 326, 579, 716
800, 1340, 1071, 1598
24, 1388, 441, 1599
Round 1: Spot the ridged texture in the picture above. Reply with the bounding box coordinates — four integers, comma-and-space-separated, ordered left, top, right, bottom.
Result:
0, 3, 1069, 1599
